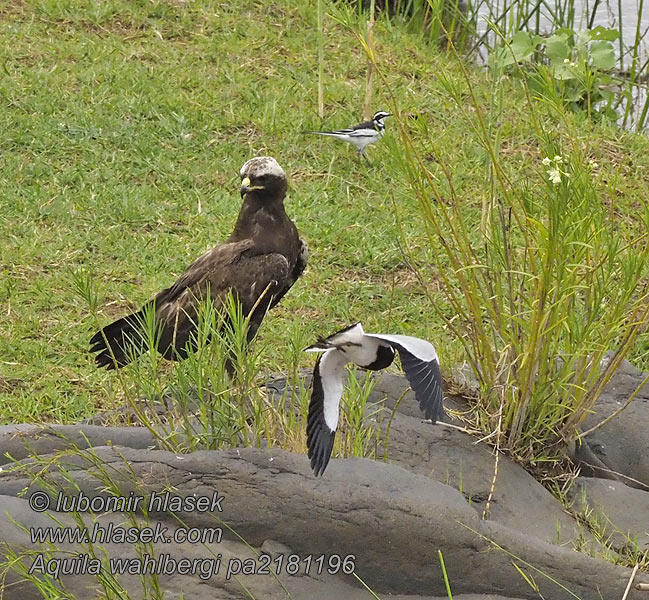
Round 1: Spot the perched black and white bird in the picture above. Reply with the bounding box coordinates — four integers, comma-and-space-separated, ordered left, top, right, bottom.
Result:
305, 322, 443, 476
304, 110, 392, 159
90, 156, 308, 370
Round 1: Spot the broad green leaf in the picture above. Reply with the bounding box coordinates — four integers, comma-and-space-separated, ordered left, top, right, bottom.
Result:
589, 26, 620, 42
554, 28, 574, 39
566, 86, 583, 101
575, 29, 591, 52
510, 31, 536, 63
545, 36, 570, 64
553, 63, 577, 80
590, 40, 616, 71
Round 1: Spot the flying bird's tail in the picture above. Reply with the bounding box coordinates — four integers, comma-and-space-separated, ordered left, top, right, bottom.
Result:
89, 306, 151, 369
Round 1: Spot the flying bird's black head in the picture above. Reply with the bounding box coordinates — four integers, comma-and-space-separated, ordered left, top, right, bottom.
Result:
372, 110, 392, 131
239, 156, 288, 200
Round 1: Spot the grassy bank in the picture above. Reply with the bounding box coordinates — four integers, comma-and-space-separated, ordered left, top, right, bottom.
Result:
0, 0, 434, 421
2, 0, 649, 444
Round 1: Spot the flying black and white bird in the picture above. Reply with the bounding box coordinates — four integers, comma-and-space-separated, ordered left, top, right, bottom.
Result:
304, 110, 392, 159
90, 156, 308, 371
305, 322, 443, 476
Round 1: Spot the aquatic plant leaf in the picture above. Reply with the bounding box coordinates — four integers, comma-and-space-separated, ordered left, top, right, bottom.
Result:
590, 41, 616, 71
545, 35, 570, 65
510, 31, 536, 63
589, 26, 619, 42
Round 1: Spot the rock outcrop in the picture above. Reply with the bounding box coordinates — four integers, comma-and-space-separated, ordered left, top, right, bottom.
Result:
2, 359, 649, 599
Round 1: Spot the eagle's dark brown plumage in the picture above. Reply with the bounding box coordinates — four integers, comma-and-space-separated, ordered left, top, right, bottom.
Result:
90, 156, 308, 370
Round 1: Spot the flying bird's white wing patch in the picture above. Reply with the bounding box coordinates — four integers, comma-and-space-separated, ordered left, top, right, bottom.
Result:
366, 333, 443, 422
365, 333, 437, 362
306, 348, 348, 476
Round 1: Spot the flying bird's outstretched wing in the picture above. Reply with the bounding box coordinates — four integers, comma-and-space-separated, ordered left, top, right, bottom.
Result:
306, 348, 349, 477
365, 333, 444, 423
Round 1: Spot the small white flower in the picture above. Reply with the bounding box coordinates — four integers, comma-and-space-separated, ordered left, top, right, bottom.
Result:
543, 155, 567, 184
564, 58, 570, 63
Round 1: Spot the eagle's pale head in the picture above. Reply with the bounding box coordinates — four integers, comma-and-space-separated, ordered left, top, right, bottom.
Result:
239, 156, 287, 199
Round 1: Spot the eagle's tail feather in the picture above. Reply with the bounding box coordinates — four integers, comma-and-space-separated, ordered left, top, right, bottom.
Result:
89, 306, 151, 369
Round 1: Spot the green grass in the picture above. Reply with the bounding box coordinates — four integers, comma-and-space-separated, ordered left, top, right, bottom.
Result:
3, 0, 649, 444
0, 0, 443, 421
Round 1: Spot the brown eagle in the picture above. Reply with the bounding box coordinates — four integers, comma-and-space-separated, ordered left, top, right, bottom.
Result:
90, 156, 308, 369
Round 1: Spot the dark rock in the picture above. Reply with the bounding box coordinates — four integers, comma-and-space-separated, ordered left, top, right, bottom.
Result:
456, 358, 649, 493
0, 486, 525, 600
373, 366, 649, 549
370, 372, 467, 420
0, 494, 356, 600
567, 476, 649, 549
317, 372, 592, 547
0, 445, 646, 599
381, 408, 589, 547
4, 362, 649, 599
574, 359, 649, 490
0, 424, 156, 466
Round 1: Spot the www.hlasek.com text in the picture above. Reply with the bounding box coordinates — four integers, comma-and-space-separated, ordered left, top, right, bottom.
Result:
30, 522, 222, 545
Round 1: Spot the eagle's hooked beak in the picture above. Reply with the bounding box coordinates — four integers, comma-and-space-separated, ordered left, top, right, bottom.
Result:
240, 176, 264, 198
